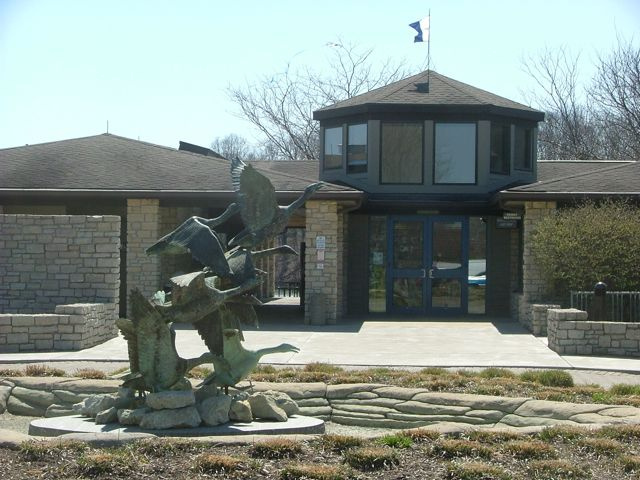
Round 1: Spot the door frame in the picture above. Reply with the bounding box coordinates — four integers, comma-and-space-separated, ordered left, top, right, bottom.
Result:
386, 215, 469, 316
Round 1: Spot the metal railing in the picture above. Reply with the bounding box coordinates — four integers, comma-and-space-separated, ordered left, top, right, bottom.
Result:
276, 282, 300, 298
570, 291, 640, 322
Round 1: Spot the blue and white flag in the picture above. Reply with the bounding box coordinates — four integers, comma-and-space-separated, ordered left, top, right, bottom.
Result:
409, 17, 430, 43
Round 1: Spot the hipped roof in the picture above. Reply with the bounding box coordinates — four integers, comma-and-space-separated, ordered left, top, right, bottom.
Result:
0, 134, 359, 200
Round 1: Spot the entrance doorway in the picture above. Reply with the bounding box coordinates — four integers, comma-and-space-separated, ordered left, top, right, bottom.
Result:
387, 216, 469, 315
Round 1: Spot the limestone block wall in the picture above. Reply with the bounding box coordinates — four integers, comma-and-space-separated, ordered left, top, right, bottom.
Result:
529, 303, 561, 336
0, 303, 118, 352
548, 308, 640, 356
304, 200, 346, 324
516, 201, 556, 329
0, 215, 120, 315
126, 199, 161, 312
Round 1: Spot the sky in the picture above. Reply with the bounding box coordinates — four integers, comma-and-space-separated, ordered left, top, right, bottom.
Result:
0, 0, 639, 151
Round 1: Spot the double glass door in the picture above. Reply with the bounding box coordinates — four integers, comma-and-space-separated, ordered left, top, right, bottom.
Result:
387, 216, 468, 315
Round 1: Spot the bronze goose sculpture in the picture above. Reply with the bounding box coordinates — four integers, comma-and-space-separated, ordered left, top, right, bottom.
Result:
199, 328, 300, 392
228, 157, 323, 249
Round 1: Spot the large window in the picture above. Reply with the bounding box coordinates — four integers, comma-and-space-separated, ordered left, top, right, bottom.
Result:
434, 123, 476, 184
324, 126, 342, 170
490, 123, 511, 174
515, 126, 533, 170
380, 123, 423, 184
347, 123, 367, 173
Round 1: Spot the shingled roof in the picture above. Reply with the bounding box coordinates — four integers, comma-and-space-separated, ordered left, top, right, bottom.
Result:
314, 70, 544, 121
0, 134, 359, 200
537, 160, 635, 183
500, 160, 640, 200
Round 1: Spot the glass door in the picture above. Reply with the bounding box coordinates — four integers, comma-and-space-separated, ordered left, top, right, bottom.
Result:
388, 218, 426, 313
387, 216, 468, 315
427, 217, 468, 315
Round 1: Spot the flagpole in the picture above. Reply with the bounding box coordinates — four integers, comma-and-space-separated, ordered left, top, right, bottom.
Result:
427, 9, 431, 85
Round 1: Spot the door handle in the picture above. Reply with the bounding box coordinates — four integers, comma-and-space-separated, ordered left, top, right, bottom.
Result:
421, 269, 427, 278
428, 268, 434, 279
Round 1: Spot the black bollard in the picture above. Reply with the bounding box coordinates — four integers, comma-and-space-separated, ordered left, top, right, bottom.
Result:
592, 282, 607, 321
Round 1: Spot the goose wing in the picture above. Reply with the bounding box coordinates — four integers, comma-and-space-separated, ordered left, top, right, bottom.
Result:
147, 217, 231, 277
231, 157, 278, 232
116, 317, 139, 374
193, 310, 223, 357
129, 289, 182, 391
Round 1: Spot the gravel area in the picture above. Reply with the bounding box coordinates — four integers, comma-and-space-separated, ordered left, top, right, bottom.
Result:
0, 412, 36, 435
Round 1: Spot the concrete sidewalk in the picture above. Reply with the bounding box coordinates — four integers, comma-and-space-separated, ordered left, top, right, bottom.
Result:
2, 316, 640, 375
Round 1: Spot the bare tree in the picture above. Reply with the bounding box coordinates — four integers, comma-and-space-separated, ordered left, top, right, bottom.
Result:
590, 38, 640, 159
523, 39, 640, 160
523, 47, 602, 160
211, 133, 258, 161
228, 41, 412, 161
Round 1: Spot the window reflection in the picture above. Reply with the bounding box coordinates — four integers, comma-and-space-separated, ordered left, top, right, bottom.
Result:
434, 123, 476, 184
368, 216, 386, 312
431, 221, 462, 270
490, 123, 510, 175
347, 124, 367, 173
324, 126, 342, 169
381, 123, 423, 184
468, 217, 486, 314
393, 221, 424, 269
393, 278, 423, 308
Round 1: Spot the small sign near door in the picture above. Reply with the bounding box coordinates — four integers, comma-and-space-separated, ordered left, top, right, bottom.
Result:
496, 218, 518, 229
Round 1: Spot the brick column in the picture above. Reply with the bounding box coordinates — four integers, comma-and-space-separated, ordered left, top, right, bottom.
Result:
126, 199, 161, 314
304, 200, 346, 324
517, 201, 556, 329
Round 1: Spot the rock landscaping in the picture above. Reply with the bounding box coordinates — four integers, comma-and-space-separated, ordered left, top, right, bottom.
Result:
4, 376, 640, 432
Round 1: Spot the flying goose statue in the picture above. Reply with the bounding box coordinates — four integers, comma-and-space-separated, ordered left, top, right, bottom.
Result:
116, 289, 214, 392
145, 203, 240, 277
228, 157, 323, 248
199, 328, 300, 392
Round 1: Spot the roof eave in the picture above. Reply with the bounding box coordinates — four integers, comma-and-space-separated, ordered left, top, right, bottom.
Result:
0, 189, 364, 202
314, 103, 544, 121
497, 191, 640, 202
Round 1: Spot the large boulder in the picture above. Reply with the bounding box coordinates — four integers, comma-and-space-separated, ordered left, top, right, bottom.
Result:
248, 392, 288, 422
95, 406, 118, 424
229, 399, 252, 423
73, 393, 132, 418
146, 390, 195, 410
197, 395, 232, 426
139, 406, 201, 430
262, 390, 299, 416
118, 407, 149, 426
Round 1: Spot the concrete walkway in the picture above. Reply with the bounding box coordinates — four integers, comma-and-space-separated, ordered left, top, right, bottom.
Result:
2, 309, 640, 383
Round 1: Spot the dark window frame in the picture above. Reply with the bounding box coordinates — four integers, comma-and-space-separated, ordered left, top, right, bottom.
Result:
432, 121, 478, 186
347, 123, 368, 174
514, 126, 533, 171
490, 122, 511, 175
323, 125, 343, 171
379, 121, 424, 185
